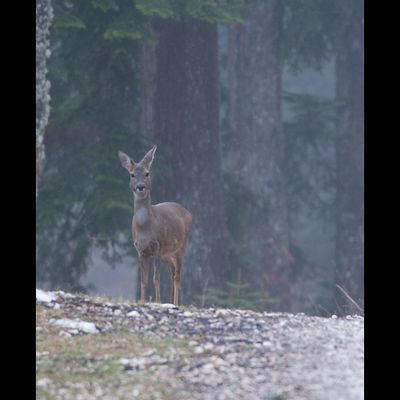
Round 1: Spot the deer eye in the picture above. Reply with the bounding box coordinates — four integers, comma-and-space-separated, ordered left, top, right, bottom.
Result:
145, 172, 149, 177
130, 173, 135, 178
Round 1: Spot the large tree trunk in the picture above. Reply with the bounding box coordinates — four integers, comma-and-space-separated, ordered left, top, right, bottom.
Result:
228, 1, 294, 311
335, 0, 364, 312
148, 17, 231, 304
36, 0, 53, 198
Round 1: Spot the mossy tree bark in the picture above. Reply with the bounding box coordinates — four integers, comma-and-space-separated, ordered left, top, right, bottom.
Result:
36, 0, 53, 198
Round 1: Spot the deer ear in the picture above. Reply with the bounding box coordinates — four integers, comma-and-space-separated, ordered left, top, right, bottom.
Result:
118, 151, 135, 172
140, 145, 157, 169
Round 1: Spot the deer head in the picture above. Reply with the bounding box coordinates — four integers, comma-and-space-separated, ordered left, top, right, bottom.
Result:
118, 145, 157, 199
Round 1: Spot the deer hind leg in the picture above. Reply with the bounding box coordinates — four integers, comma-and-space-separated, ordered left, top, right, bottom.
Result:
153, 257, 161, 303
172, 254, 183, 306
173, 269, 181, 306
166, 259, 175, 304
139, 256, 150, 303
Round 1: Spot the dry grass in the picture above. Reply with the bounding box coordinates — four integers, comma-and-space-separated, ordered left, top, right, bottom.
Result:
36, 304, 193, 399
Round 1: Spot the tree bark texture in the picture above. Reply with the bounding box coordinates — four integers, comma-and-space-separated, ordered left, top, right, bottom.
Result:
148, 17, 231, 304
335, 0, 364, 311
228, 1, 294, 311
36, 0, 53, 198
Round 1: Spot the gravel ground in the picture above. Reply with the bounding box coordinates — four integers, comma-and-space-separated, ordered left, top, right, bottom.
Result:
36, 289, 364, 400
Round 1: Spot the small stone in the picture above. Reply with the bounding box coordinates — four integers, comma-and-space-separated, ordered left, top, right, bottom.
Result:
37, 378, 52, 388
127, 310, 140, 317
160, 303, 178, 309
194, 346, 204, 354
202, 363, 215, 372
114, 309, 122, 316
56, 291, 75, 299
204, 343, 214, 351
182, 311, 193, 317
216, 309, 230, 317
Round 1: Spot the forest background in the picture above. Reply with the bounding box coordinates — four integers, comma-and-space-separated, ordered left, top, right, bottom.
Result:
36, 0, 364, 315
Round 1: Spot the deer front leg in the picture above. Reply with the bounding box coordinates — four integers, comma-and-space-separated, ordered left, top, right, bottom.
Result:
173, 250, 186, 306
139, 256, 150, 303
153, 257, 161, 303
168, 256, 181, 306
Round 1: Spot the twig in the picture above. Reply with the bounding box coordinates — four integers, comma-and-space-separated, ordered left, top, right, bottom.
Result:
335, 284, 364, 315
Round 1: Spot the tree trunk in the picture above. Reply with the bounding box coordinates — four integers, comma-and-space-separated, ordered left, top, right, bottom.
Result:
228, 1, 293, 311
36, 0, 53, 198
150, 17, 231, 305
335, 0, 364, 312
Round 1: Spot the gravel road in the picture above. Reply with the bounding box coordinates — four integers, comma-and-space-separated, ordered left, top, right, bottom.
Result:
36, 289, 364, 400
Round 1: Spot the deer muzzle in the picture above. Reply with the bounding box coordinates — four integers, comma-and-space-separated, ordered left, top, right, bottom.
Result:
136, 183, 146, 192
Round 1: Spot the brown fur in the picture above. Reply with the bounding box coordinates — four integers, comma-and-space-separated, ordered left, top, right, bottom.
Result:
119, 146, 192, 305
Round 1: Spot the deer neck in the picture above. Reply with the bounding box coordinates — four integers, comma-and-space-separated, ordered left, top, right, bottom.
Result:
133, 194, 153, 227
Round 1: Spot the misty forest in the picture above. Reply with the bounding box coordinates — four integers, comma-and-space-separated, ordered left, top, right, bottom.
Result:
36, 0, 364, 316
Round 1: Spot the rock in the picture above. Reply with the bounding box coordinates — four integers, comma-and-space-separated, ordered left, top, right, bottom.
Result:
181, 311, 193, 317
216, 309, 230, 317
37, 378, 52, 388
127, 310, 140, 317
54, 290, 76, 299
194, 346, 205, 354
37, 290, 364, 400
160, 303, 178, 309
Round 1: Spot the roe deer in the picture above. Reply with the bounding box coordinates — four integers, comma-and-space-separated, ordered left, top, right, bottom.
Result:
118, 145, 192, 306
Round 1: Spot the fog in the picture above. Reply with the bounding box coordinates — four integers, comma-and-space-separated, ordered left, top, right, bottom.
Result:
37, 0, 363, 315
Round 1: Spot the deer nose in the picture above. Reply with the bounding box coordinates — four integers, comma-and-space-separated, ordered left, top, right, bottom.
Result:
136, 183, 145, 191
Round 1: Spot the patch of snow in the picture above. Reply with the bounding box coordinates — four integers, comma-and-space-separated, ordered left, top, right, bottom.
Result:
50, 318, 98, 334
36, 288, 57, 303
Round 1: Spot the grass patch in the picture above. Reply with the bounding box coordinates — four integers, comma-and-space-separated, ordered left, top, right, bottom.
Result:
37, 305, 194, 399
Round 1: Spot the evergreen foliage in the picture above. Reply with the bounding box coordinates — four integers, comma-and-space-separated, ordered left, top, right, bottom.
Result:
37, 0, 248, 292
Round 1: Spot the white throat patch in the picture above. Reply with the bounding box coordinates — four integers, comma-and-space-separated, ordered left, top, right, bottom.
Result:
134, 207, 149, 225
